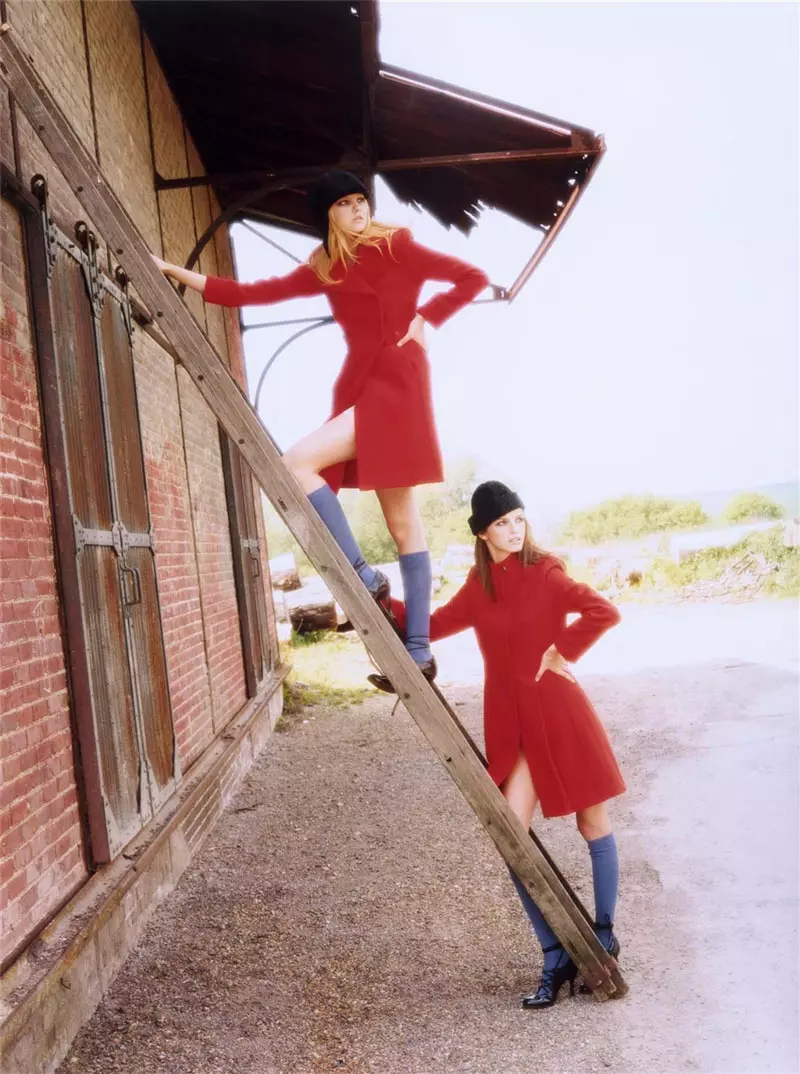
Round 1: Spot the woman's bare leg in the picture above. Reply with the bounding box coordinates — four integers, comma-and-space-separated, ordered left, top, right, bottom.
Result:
375, 487, 426, 555
284, 409, 380, 591
283, 408, 356, 494
575, 801, 611, 842
502, 750, 539, 828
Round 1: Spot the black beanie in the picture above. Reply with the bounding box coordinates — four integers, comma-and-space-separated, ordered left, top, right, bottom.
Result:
307, 170, 370, 254
468, 481, 525, 536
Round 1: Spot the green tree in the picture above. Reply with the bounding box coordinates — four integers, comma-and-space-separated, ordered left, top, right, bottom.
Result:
722, 491, 785, 524
559, 495, 710, 546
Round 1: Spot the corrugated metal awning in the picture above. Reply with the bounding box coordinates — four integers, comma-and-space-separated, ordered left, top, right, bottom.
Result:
135, 0, 603, 298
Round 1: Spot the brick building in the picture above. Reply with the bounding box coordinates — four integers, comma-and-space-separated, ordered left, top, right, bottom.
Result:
0, 2, 603, 1069
0, 4, 286, 1069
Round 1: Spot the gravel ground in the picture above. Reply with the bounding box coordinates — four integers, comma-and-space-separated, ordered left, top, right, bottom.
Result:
59, 600, 798, 1074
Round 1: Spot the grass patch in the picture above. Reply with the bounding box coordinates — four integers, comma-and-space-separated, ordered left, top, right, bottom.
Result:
280, 630, 373, 718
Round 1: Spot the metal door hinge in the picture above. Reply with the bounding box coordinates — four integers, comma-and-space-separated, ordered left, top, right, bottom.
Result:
30, 174, 57, 278
75, 220, 103, 316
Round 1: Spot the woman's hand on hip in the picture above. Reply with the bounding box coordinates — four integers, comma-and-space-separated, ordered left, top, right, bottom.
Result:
535, 644, 576, 683
397, 314, 426, 348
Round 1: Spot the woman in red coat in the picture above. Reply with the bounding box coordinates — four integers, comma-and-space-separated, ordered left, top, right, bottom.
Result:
381, 481, 626, 1010
154, 172, 488, 684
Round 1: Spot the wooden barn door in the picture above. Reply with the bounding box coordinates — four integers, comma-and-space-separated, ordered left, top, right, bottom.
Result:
18, 173, 176, 864
220, 436, 273, 697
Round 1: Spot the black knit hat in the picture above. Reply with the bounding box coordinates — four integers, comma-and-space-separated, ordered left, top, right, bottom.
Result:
307, 170, 370, 254
468, 481, 525, 536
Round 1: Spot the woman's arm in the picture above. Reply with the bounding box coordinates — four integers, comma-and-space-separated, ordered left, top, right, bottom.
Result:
545, 562, 621, 662
153, 256, 323, 308
389, 576, 475, 642
402, 232, 490, 329
152, 256, 208, 295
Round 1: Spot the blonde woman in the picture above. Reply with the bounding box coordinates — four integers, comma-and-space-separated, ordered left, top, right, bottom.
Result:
154, 171, 488, 683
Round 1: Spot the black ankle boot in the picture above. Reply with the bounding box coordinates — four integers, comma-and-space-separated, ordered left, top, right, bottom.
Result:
338, 570, 392, 633
579, 921, 620, 994
522, 945, 578, 1010
598, 924, 620, 960
368, 655, 437, 694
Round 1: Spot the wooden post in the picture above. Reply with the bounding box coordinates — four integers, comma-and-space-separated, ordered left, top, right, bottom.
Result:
0, 23, 626, 1000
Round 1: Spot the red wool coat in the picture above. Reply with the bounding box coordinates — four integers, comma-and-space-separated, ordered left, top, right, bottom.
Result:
392, 554, 626, 818
204, 228, 489, 493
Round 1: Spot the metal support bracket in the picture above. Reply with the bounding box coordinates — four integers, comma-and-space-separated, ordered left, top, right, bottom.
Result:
75, 220, 103, 317
30, 174, 57, 278
73, 516, 153, 556
114, 265, 134, 341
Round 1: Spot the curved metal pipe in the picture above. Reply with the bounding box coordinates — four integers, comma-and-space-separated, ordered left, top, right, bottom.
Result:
252, 317, 334, 416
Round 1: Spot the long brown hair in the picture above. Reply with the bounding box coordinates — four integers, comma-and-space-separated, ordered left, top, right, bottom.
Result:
309, 212, 401, 285
475, 520, 550, 599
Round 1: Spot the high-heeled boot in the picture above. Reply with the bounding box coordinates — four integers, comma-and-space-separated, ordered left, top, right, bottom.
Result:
579, 920, 621, 994
521, 945, 578, 1010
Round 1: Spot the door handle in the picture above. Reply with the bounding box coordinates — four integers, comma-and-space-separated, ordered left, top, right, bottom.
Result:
120, 564, 142, 608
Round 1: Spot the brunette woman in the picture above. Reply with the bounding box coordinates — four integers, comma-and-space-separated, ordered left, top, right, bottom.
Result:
382, 481, 625, 1008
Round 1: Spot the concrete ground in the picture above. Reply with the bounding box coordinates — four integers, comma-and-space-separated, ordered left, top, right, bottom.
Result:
59, 599, 798, 1074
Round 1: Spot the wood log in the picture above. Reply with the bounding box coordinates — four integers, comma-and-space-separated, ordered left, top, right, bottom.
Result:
284, 580, 337, 633
288, 601, 338, 634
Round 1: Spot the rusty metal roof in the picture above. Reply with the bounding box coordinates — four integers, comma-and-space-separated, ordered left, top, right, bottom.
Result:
135, 0, 604, 298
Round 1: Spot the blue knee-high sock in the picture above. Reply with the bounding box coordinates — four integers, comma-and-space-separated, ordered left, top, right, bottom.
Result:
399, 551, 432, 664
508, 868, 568, 971
308, 485, 377, 590
588, 833, 619, 947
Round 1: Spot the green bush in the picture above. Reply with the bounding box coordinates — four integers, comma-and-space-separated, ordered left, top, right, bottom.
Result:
560, 495, 710, 545
722, 491, 785, 524
641, 525, 798, 597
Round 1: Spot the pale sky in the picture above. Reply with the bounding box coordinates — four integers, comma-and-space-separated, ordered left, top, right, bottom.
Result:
232, 2, 798, 519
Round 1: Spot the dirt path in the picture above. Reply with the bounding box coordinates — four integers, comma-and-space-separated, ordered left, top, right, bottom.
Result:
60, 600, 798, 1074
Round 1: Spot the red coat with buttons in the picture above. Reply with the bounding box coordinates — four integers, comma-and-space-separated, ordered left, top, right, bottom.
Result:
392, 554, 626, 818
204, 228, 489, 493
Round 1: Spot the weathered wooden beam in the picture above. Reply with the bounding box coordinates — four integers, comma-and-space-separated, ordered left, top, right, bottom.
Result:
0, 23, 626, 1000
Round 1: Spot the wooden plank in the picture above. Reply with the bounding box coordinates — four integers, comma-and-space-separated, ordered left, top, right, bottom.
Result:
0, 24, 626, 1000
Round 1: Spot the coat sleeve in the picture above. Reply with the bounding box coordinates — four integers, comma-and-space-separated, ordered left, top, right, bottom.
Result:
401, 231, 489, 329
388, 576, 475, 642
546, 562, 621, 662
203, 263, 324, 308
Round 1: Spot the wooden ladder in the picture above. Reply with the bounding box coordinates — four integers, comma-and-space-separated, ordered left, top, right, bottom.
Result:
0, 23, 627, 1000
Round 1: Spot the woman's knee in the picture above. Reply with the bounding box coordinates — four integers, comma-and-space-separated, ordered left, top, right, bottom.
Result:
576, 805, 610, 842
283, 444, 315, 479
385, 514, 414, 547
382, 504, 425, 550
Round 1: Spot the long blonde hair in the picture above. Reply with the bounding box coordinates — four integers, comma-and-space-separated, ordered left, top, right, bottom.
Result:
309, 212, 401, 285
475, 521, 550, 599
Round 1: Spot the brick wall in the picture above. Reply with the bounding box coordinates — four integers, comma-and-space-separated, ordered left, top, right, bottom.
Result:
8, 0, 109, 264
144, 39, 206, 328
83, 1, 161, 253
132, 331, 215, 772
1, 0, 275, 963
211, 191, 249, 391
0, 198, 87, 968
177, 369, 247, 726
186, 137, 229, 365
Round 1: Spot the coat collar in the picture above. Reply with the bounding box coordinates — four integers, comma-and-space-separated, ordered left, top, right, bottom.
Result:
489, 551, 523, 574
326, 240, 388, 297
